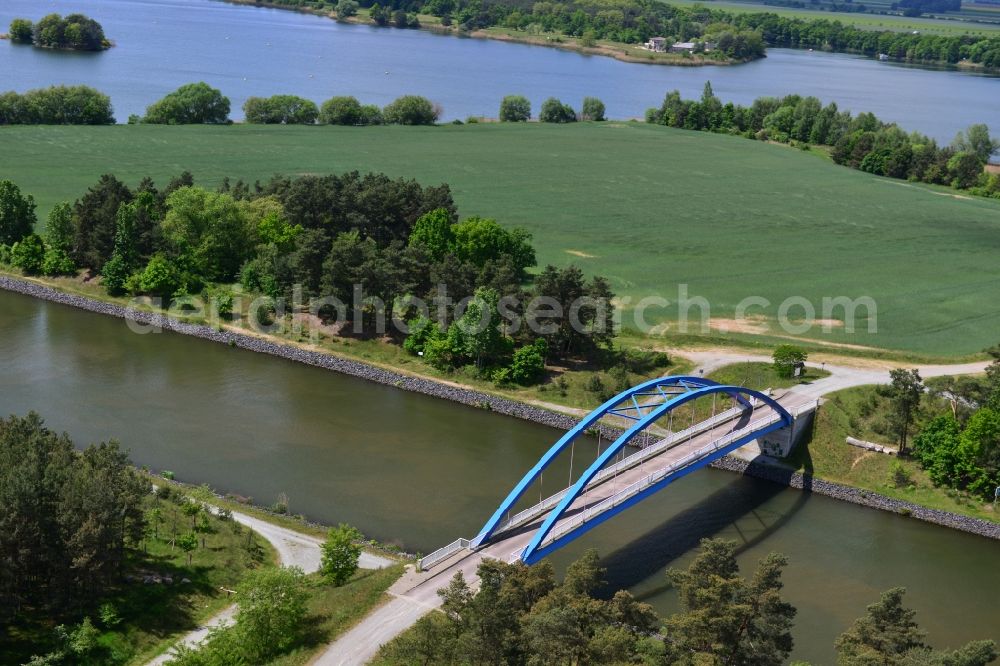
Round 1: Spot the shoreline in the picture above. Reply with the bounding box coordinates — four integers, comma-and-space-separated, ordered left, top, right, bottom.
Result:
217, 0, 751, 68
2, 274, 998, 545
214, 0, 1000, 72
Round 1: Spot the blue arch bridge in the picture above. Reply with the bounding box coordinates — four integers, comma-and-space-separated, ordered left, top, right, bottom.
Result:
417, 376, 818, 572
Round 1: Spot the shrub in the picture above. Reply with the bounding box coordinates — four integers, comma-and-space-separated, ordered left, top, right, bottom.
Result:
211, 289, 234, 317
320, 524, 363, 586
492, 366, 513, 387
99, 602, 122, 629
499, 95, 531, 122
383, 95, 439, 125
888, 460, 912, 488
403, 316, 444, 355
609, 364, 631, 393
271, 492, 289, 514
581, 96, 606, 121
138, 253, 183, 300
509, 339, 547, 385
101, 254, 130, 294
11, 234, 45, 274
539, 97, 577, 123
336, 0, 359, 18
585, 374, 606, 395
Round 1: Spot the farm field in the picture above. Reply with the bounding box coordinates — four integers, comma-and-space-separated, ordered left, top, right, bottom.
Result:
2, 122, 999, 357
661, 0, 1000, 34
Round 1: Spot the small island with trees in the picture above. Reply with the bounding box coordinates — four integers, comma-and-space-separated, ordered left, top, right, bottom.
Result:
6, 14, 111, 51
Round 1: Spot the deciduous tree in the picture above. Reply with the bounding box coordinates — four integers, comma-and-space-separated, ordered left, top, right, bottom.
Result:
383, 95, 439, 125
881, 369, 924, 453
499, 95, 531, 122
581, 96, 606, 121
320, 523, 363, 586
143, 82, 230, 125
0, 179, 36, 245
539, 97, 577, 123
772, 344, 807, 379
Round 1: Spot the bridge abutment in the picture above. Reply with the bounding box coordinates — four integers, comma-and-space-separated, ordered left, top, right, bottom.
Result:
758, 399, 818, 457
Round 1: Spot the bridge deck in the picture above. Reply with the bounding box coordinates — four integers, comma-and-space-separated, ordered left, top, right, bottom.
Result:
420, 392, 815, 573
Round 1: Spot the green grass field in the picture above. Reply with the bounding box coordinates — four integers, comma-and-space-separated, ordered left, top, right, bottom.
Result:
660, 0, 1000, 34
2, 123, 999, 357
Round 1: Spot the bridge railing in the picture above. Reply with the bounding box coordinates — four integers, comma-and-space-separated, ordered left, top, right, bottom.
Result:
547, 413, 783, 544
419, 538, 470, 571
489, 405, 747, 537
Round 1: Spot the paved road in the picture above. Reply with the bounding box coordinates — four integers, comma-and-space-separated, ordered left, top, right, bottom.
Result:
313, 593, 433, 666
682, 349, 989, 397
146, 506, 394, 665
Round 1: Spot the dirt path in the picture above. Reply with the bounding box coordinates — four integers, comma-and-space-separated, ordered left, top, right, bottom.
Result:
146, 507, 394, 665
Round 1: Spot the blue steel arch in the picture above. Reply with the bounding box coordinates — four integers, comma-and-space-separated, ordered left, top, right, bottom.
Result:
474, 376, 743, 548
519, 382, 791, 563
470, 376, 792, 561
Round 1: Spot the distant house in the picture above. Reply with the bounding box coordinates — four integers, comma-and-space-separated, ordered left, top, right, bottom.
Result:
986, 163, 1000, 175
644, 36, 667, 52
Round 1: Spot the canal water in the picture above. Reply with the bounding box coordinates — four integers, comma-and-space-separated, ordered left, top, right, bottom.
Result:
1, 289, 997, 662
2, 0, 999, 141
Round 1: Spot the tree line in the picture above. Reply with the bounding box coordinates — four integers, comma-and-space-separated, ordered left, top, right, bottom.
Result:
264, 0, 1000, 67
499, 94, 606, 122
647, 82, 1000, 198
377, 539, 997, 665
0, 86, 115, 125
0, 171, 617, 386
0, 82, 611, 125
7, 14, 110, 51
134, 83, 444, 125
731, 11, 1000, 66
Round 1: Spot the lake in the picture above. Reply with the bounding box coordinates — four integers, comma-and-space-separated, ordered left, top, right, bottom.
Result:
1, 0, 999, 141
1, 288, 998, 662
